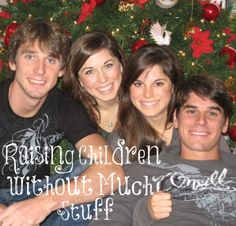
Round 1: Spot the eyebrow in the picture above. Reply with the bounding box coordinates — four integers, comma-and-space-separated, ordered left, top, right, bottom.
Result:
183, 104, 223, 112
81, 59, 115, 72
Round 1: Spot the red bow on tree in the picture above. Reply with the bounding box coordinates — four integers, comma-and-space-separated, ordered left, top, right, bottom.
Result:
134, 0, 150, 8
190, 26, 214, 58
77, 0, 96, 24
22, 0, 34, 3
0, 11, 11, 19
223, 27, 236, 43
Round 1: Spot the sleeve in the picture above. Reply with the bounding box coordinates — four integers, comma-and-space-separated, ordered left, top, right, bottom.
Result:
89, 162, 152, 226
59, 97, 97, 146
89, 180, 141, 226
132, 196, 156, 226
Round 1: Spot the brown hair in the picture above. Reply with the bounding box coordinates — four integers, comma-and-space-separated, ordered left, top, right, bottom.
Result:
62, 31, 126, 125
175, 74, 233, 120
9, 19, 71, 70
117, 44, 183, 159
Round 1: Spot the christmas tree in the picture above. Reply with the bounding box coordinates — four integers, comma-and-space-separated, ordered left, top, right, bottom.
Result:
0, 0, 236, 146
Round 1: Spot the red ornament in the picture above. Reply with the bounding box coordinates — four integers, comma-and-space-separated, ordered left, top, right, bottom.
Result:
22, 0, 34, 3
0, 60, 3, 71
0, 11, 11, 19
4, 22, 20, 46
4, 35, 11, 46
131, 39, 148, 53
202, 3, 220, 21
228, 125, 236, 141
94, 0, 106, 6
5, 22, 20, 38
220, 46, 236, 69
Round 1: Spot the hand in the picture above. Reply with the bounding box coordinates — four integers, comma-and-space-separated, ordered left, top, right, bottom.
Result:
0, 196, 53, 226
147, 192, 172, 220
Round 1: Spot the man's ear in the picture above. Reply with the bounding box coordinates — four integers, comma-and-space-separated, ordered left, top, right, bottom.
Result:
58, 68, 65, 78
9, 61, 16, 71
222, 117, 229, 134
173, 110, 179, 129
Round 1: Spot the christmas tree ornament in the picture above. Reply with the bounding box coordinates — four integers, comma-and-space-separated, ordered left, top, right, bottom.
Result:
5, 22, 20, 38
7, 0, 18, 4
150, 21, 171, 45
155, 0, 178, 9
223, 27, 236, 43
131, 39, 148, 53
4, 22, 20, 46
94, 0, 106, 6
224, 76, 235, 97
202, 2, 221, 21
0, 59, 3, 71
190, 27, 214, 58
77, 0, 96, 24
220, 46, 236, 69
228, 124, 236, 141
119, 1, 134, 11
22, 0, 34, 3
0, 11, 11, 19
138, 18, 152, 35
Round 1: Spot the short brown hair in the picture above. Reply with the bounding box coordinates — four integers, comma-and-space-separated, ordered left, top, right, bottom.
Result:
9, 19, 71, 69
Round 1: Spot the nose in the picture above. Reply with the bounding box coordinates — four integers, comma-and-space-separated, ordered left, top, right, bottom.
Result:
143, 85, 153, 98
195, 113, 207, 125
97, 70, 107, 83
35, 59, 46, 75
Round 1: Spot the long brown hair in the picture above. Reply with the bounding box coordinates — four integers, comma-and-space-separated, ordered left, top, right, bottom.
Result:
62, 31, 125, 125
117, 44, 183, 159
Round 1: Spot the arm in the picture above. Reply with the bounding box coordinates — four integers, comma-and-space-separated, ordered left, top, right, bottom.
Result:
0, 134, 125, 226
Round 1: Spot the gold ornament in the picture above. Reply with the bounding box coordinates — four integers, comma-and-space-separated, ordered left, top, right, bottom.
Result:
224, 76, 236, 97
119, 0, 134, 12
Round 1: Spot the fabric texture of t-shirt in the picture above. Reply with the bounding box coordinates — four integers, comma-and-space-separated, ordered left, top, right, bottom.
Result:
0, 79, 96, 188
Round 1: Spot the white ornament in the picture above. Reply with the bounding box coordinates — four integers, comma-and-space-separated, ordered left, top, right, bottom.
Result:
211, 0, 226, 9
155, 0, 178, 9
150, 21, 171, 46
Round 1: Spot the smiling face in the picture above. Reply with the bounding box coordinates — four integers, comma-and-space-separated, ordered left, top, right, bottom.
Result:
9, 41, 64, 102
129, 65, 173, 121
174, 92, 228, 159
78, 49, 123, 104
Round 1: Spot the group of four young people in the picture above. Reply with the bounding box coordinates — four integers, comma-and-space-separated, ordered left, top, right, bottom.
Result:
0, 18, 233, 226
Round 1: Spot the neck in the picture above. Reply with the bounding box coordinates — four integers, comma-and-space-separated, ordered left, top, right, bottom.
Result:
9, 82, 46, 118
97, 97, 119, 111
146, 112, 173, 144
180, 149, 220, 160
97, 98, 119, 132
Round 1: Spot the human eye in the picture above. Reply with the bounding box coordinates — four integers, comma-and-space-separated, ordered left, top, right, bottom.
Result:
46, 57, 57, 64
208, 111, 218, 118
154, 81, 164, 86
133, 80, 143, 87
186, 108, 196, 115
24, 54, 35, 61
105, 62, 114, 69
84, 69, 94, 76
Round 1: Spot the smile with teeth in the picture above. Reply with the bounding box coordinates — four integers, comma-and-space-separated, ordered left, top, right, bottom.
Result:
97, 83, 113, 92
141, 101, 158, 106
190, 130, 209, 136
29, 78, 46, 85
